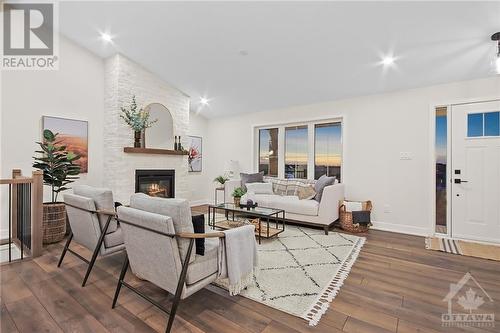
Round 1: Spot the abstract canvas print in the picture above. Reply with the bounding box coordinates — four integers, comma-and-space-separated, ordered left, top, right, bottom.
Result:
42, 116, 89, 173
188, 135, 202, 172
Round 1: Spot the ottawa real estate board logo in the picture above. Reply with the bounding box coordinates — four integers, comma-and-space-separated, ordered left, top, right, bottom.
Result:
442, 272, 495, 328
2, 1, 59, 70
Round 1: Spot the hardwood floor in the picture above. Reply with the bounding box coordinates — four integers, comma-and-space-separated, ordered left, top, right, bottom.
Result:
1, 205, 499, 333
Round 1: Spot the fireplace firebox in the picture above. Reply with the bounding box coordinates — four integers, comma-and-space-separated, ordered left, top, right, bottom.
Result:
135, 169, 175, 198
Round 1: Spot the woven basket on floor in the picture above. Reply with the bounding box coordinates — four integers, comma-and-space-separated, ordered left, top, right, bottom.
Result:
339, 200, 372, 233
43, 203, 66, 244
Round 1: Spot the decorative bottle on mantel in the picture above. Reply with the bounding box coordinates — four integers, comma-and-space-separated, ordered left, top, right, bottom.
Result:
178, 136, 182, 151
174, 136, 178, 150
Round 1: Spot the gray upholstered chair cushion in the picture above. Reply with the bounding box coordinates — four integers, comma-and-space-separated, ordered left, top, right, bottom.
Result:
73, 185, 118, 233
314, 175, 336, 202
64, 193, 101, 251
129, 193, 195, 264
64, 193, 124, 255
117, 206, 183, 295
185, 238, 219, 285
103, 227, 124, 248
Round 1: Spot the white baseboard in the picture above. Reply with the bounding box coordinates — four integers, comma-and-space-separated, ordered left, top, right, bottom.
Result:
190, 199, 209, 207
370, 221, 431, 237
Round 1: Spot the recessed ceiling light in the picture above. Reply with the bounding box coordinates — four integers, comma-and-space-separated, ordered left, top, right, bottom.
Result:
492, 32, 500, 74
200, 97, 209, 106
382, 56, 395, 66
100, 32, 113, 43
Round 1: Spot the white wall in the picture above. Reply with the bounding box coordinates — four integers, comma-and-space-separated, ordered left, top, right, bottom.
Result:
0, 36, 105, 237
205, 76, 500, 236
188, 112, 210, 205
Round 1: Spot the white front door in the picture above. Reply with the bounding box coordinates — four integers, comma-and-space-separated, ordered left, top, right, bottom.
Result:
451, 100, 500, 243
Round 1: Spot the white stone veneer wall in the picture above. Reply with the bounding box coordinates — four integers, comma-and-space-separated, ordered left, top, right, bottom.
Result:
103, 54, 190, 203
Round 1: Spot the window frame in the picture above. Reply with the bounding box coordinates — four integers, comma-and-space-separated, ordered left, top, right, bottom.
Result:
313, 121, 343, 181
284, 125, 309, 179
254, 117, 343, 181
258, 127, 279, 177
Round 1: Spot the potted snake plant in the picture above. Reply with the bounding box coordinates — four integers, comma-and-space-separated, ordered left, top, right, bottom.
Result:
33, 129, 81, 243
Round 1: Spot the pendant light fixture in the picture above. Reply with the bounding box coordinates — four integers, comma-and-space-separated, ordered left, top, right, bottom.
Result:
492, 32, 500, 74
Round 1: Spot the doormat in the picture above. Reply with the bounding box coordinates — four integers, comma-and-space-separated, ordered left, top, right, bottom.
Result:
425, 236, 500, 261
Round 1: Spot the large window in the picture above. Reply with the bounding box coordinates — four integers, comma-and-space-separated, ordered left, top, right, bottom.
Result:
285, 126, 308, 179
258, 128, 278, 177
256, 119, 342, 180
314, 122, 342, 180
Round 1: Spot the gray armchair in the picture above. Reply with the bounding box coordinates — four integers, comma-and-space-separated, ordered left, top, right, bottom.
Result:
113, 193, 224, 333
59, 185, 125, 286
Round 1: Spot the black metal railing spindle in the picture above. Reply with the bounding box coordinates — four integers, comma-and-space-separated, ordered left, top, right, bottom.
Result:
8, 184, 12, 262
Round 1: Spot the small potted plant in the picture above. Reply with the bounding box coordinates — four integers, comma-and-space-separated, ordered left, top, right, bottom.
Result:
232, 187, 246, 207
33, 129, 81, 243
120, 95, 157, 148
213, 175, 229, 189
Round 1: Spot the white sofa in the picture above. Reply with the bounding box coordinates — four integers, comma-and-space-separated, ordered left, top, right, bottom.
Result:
224, 178, 344, 234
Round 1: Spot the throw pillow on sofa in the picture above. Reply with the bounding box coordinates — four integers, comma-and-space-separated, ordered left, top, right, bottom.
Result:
297, 184, 316, 200
272, 179, 288, 196
246, 182, 273, 194
240, 172, 264, 191
314, 175, 336, 202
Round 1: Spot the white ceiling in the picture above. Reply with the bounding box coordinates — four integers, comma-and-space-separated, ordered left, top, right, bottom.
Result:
59, 1, 500, 118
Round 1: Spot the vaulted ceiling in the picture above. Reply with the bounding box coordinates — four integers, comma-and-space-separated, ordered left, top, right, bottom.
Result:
59, 1, 500, 118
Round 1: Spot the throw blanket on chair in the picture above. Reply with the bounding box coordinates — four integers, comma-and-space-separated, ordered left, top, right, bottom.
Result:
217, 225, 258, 295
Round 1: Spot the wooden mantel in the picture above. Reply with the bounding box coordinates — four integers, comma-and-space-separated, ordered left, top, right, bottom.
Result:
123, 147, 188, 155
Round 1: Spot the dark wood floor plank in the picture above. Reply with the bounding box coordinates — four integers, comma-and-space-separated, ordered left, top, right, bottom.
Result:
343, 317, 395, 333
1, 304, 19, 333
260, 320, 302, 333
5, 295, 63, 333
0, 269, 33, 304
28, 277, 90, 324
58, 314, 110, 333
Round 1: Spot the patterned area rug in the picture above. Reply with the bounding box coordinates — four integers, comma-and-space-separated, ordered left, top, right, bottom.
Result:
212, 222, 365, 326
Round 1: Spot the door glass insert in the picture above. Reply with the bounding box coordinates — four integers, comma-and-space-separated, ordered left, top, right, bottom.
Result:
467, 113, 483, 137
484, 111, 500, 136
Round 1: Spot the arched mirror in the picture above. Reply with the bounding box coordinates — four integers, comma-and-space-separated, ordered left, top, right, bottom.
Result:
144, 103, 174, 149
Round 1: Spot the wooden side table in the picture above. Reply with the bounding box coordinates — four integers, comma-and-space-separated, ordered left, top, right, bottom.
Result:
214, 187, 225, 204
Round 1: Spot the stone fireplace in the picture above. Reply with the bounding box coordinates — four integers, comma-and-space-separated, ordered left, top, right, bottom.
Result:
135, 169, 175, 198
103, 54, 190, 203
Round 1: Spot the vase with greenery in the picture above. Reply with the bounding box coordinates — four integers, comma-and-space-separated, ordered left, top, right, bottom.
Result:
213, 175, 229, 188
232, 187, 246, 207
120, 95, 157, 148
33, 129, 81, 243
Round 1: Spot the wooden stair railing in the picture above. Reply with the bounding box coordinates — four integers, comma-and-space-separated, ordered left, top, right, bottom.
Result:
0, 169, 43, 261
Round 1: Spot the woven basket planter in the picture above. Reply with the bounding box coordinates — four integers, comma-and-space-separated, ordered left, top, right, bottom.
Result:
43, 203, 66, 244
339, 200, 372, 233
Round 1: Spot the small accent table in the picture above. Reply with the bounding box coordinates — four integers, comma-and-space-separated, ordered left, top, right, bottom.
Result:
208, 203, 285, 244
214, 187, 225, 205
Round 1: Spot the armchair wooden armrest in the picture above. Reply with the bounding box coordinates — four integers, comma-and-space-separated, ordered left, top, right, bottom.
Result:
96, 209, 118, 217
177, 232, 225, 239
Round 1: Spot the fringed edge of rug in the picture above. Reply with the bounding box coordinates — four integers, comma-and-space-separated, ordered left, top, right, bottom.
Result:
302, 237, 366, 326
